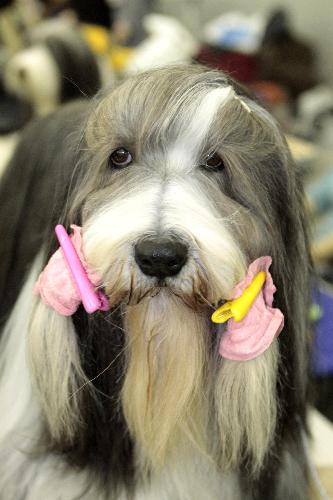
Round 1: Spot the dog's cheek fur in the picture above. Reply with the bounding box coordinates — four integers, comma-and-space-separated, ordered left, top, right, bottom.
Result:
81, 182, 161, 306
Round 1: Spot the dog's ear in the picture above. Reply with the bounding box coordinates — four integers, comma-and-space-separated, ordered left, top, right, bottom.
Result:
0, 101, 88, 327
269, 144, 312, 421
28, 300, 90, 445
28, 299, 134, 485
28, 301, 127, 449
212, 97, 312, 473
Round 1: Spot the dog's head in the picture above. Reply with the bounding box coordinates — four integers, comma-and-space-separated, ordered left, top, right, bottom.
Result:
29, 66, 310, 479
69, 66, 294, 308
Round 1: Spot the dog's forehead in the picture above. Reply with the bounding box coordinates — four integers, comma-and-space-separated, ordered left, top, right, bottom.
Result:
86, 67, 272, 183
102, 69, 239, 148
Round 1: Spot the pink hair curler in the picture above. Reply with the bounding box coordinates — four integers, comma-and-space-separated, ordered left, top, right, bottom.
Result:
55, 224, 110, 314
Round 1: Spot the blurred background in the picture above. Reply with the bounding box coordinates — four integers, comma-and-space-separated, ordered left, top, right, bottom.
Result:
0, 0, 332, 496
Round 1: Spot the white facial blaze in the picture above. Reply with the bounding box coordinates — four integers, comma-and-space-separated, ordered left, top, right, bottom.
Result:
167, 86, 235, 171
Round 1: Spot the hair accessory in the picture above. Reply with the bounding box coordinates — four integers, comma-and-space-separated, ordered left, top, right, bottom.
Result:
211, 271, 266, 323
212, 256, 284, 361
34, 225, 110, 315
54, 225, 109, 314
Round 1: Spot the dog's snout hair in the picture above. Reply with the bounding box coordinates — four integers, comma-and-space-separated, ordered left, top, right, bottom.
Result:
0, 65, 312, 499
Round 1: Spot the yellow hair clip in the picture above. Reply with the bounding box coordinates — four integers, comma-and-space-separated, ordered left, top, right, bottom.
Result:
211, 271, 266, 324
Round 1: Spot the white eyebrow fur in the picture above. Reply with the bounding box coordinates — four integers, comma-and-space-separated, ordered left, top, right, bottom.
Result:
167, 86, 236, 170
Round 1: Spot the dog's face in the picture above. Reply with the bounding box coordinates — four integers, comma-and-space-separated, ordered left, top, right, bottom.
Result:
72, 67, 289, 312
29, 66, 308, 479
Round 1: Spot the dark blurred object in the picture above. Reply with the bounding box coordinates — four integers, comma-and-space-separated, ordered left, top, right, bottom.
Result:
70, 0, 114, 28
258, 9, 318, 98
39, 0, 114, 28
43, 33, 101, 101
38, 0, 69, 17
312, 376, 333, 422
0, 78, 32, 134
261, 9, 289, 45
311, 283, 333, 422
312, 284, 333, 376
0, 0, 13, 8
112, 0, 155, 47
195, 48, 293, 128
195, 46, 258, 83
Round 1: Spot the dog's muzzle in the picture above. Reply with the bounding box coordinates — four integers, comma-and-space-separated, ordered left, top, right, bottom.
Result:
134, 237, 188, 279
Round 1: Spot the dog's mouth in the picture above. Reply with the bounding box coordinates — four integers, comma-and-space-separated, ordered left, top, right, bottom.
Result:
104, 277, 218, 313
100, 246, 226, 313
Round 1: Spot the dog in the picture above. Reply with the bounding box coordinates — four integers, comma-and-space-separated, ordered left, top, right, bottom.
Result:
0, 65, 312, 499
4, 19, 101, 117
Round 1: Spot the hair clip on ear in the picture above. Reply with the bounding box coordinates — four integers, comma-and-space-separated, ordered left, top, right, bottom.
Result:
55, 225, 110, 314
211, 257, 284, 361
211, 271, 266, 324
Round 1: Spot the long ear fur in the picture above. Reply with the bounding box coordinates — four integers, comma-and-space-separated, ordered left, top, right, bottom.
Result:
212, 99, 312, 478
28, 300, 91, 444
0, 100, 89, 328
214, 344, 279, 473
0, 98, 135, 491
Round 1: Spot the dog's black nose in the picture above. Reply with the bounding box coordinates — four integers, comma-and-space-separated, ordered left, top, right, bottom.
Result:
135, 238, 188, 279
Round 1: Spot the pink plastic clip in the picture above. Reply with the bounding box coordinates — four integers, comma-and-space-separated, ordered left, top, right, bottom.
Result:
55, 225, 110, 314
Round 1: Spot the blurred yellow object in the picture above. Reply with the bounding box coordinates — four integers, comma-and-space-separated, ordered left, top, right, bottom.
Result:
80, 24, 110, 54
80, 23, 134, 73
109, 44, 134, 72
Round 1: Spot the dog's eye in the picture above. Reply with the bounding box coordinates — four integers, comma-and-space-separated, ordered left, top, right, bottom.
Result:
203, 152, 225, 171
109, 148, 133, 168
